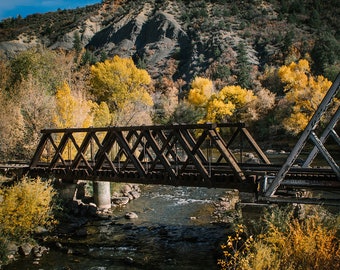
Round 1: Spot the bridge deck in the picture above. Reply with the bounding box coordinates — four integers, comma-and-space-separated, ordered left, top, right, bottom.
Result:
1, 116, 339, 204
28, 161, 338, 190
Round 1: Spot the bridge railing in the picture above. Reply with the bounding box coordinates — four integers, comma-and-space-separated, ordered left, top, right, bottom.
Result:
29, 123, 269, 188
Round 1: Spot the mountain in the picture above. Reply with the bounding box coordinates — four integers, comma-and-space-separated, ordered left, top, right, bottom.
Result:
0, 0, 339, 86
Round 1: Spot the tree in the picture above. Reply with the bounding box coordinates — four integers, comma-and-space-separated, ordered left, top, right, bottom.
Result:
0, 90, 25, 160
53, 82, 94, 128
0, 178, 56, 241
73, 31, 82, 55
9, 48, 65, 94
152, 77, 179, 124
187, 76, 215, 106
278, 59, 333, 134
90, 55, 153, 125
18, 75, 55, 157
92, 102, 112, 127
311, 33, 340, 80
236, 41, 252, 89
186, 77, 257, 124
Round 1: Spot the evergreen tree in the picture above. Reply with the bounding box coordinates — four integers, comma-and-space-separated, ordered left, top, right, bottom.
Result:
236, 42, 252, 89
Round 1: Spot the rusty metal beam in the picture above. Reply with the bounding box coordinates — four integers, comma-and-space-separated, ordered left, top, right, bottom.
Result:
241, 128, 271, 164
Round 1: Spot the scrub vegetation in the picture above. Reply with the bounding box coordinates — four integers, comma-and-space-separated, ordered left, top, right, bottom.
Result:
218, 206, 340, 270
0, 178, 56, 262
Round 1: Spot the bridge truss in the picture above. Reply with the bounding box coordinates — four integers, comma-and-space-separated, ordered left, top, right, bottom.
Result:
29, 123, 270, 191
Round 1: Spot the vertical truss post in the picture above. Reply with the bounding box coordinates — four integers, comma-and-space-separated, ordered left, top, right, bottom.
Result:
265, 73, 340, 197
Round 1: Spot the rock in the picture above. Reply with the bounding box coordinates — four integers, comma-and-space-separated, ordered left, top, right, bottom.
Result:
131, 184, 141, 193
130, 190, 141, 199
245, 157, 260, 164
55, 242, 63, 249
245, 153, 255, 159
18, 243, 33, 256
6, 242, 19, 254
125, 212, 138, 219
32, 245, 49, 258
88, 202, 98, 216
68, 199, 82, 215
34, 226, 48, 235
124, 256, 134, 265
121, 184, 132, 196
112, 197, 130, 206
112, 191, 120, 198
79, 203, 89, 216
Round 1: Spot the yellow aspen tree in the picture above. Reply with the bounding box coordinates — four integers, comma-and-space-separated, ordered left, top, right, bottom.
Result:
202, 96, 235, 123
92, 101, 112, 127
218, 85, 257, 109
90, 55, 153, 125
53, 82, 96, 159
53, 81, 95, 128
187, 77, 257, 123
187, 76, 215, 106
278, 59, 333, 134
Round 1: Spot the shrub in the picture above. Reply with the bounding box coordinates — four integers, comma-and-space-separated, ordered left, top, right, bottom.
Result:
0, 177, 56, 242
218, 206, 340, 270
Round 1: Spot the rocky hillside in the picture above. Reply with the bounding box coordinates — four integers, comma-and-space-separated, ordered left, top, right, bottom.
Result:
0, 0, 339, 86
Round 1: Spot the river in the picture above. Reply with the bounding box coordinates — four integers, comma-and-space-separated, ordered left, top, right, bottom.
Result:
3, 185, 237, 270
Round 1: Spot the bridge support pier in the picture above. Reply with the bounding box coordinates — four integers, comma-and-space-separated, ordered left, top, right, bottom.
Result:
93, 181, 111, 209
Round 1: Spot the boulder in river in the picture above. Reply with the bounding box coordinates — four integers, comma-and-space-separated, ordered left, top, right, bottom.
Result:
112, 197, 130, 206
125, 212, 138, 219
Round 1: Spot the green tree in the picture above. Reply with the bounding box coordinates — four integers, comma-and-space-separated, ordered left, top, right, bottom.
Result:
73, 31, 82, 55
236, 42, 252, 89
311, 33, 340, 79
9, 48, 64, 94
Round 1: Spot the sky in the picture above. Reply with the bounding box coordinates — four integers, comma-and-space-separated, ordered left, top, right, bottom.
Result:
0, 0, 101, 21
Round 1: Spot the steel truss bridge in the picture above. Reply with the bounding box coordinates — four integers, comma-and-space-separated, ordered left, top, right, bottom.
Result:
1, 74, 339, 205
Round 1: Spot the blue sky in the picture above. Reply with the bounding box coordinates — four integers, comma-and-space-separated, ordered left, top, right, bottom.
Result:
0, 0, 101, 21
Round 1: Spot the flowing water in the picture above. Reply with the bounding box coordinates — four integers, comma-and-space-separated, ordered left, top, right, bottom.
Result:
4, 185, 233, 270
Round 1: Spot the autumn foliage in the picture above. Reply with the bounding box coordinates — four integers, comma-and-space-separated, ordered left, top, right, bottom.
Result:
278, 59, 333, 134
0, 45, 336, 161
218, 207, 340, 270
90, 55, 154, 125
0, 178, 56, 241
187, 77, 257, 123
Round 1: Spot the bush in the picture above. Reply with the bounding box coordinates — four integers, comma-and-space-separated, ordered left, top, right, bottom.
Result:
218, 206, 340, 270
0, 177, 56, 242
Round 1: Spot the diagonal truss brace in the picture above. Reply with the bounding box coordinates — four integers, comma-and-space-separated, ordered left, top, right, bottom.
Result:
265, 73, 340, 197
303, 107, 340, 167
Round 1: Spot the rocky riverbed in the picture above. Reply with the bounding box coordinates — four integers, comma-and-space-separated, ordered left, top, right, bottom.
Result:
3, 184, 246, 269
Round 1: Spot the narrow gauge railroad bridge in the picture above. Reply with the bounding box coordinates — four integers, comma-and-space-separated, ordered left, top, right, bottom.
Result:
1, 74, 339, 205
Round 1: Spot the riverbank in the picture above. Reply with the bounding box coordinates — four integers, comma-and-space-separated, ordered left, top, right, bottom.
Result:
3, 185, 244, 269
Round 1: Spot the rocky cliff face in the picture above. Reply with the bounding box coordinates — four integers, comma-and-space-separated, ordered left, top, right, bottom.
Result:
0, 0, 338, 85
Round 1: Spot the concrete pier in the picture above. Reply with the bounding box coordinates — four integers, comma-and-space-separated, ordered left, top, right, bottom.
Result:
93, 181, 111, 209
